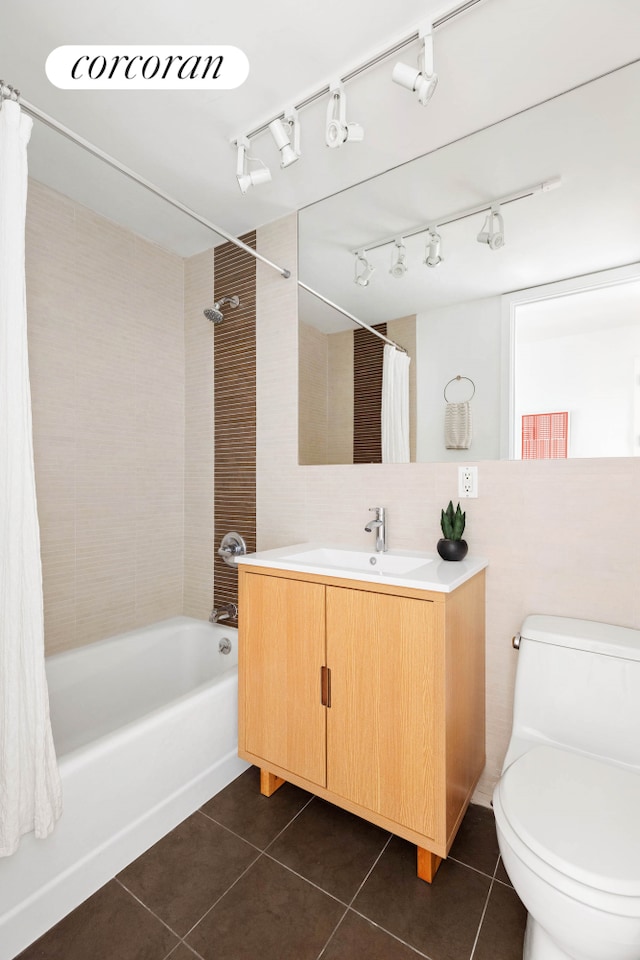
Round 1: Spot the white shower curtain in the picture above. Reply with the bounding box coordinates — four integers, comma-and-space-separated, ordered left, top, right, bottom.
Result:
0, 99, 62, 856
381, 344, 411, 463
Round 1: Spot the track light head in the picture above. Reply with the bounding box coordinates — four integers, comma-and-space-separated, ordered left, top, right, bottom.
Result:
326, 83, 364, 149
268, 109, 301, 168
392, 28, 438, 106
425, 228, 443, 267
235, 139, 271, 194
477, 205, 505, 249
354, 250, 374, 287
390, 239, 408, 279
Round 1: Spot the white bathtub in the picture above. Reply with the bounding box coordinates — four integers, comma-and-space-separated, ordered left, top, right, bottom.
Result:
0, 616, 249, 960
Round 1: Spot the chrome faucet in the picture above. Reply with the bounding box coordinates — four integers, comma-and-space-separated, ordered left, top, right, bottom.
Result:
209, 602, 238, 624
364, 506, 388, 553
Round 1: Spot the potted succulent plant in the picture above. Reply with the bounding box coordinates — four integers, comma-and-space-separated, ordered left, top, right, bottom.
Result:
437, 500, 468, 561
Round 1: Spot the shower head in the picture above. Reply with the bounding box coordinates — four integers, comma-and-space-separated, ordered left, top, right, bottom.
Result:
204, 295, 240, 324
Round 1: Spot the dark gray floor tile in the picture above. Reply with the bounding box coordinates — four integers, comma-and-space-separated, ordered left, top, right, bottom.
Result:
16, 880, 178, 960
200, 765, 312, 848
267, 797, 390, 902
495, 856, 513, 886
321, 911, 427, 959
186, 854, 345, 960
473, 880, 527, 960
117, 811, 258, 936
448, 803, 500, 877
166, 945, 203, 960
353, 836, 491, 960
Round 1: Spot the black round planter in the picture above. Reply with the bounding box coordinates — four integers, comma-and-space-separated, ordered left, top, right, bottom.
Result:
437, 538, 468, 561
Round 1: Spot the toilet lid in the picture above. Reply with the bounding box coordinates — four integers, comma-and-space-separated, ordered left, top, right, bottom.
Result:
500, 746, 640, 897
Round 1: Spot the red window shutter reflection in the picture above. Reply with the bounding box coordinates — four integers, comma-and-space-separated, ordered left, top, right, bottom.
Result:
522, 412, 568, 459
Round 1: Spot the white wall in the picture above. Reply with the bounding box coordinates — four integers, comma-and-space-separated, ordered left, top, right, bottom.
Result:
517, 325, 640, 457
416, 297, 502, 462
256, 213, 640, 807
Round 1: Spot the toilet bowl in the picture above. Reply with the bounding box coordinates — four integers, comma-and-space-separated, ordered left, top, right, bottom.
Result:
494, 614, 640, 960
494, 745, 640, 960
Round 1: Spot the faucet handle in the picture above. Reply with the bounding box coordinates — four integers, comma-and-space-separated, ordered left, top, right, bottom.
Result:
369, 506, 385, 517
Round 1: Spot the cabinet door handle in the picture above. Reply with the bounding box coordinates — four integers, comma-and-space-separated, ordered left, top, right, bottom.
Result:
320, 666, 332, 708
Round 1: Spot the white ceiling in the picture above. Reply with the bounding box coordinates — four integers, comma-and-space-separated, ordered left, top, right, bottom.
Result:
2, 0, 640, 259
298, 61, 640, 328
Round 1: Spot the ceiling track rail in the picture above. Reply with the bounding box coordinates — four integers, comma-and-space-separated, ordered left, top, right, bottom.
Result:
238, 0, 487, 142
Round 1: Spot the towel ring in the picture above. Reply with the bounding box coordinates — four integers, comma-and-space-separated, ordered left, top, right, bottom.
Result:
443, 375, 475, 403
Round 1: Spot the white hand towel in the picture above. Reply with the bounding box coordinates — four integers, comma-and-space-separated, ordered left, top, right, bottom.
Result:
444, 401, 472, 449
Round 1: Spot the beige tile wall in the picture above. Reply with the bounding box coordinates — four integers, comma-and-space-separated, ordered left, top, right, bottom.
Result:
327, 330, 354, 464
183, 249, 216, 621
27, 180, 185, 654
256, 213, 640, 805
26, 181, 640, 802
298, 321, 329, 465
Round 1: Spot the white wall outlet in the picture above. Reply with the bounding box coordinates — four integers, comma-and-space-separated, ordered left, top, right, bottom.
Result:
458, 465, 478, 498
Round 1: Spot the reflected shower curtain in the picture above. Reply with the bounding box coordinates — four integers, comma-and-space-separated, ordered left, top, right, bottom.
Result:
0, 98, 62, 856
381, 344, 411, 463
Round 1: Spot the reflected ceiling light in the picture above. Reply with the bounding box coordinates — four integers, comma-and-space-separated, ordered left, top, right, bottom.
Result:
354, 250, 375, 287
326, 83, 364, 148
390, 239, 408, 278
424, 227, 443, 266
235, 138, 271, 194
477, 205, 505, 249
268, 108, 301, 168
392, 24, 438, 106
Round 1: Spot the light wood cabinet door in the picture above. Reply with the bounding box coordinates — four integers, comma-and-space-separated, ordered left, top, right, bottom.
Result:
240, 573, 327, 787
325, 586, 441, 839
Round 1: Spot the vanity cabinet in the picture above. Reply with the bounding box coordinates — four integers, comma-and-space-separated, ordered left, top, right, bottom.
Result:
238, 564, 485, 881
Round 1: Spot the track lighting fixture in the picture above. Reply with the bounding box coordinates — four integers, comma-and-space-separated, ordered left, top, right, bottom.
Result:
235, 138, 271, 194
325, 83, 364, 148
354, 250, 375, 287
477, 205, 505, 249
268, 108, 300, 168
424, 227, 443, 267
351, 179, 558, 283
392, 24, 438, 106
390, 239, 408, 278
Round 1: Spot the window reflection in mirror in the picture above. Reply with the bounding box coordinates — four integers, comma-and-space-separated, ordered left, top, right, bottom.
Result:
507, 267, 640, 460
298, 61, 640, 464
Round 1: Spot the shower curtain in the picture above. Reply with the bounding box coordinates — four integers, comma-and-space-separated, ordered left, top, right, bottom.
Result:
0, 98, 62, 856
381, 344, 411, 463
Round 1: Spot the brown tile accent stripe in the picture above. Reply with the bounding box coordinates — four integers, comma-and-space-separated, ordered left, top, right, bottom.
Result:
213, 232, 257, 627
353, 323, 387, 464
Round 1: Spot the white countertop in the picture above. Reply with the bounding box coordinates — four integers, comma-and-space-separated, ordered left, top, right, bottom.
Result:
237, 542, 488, 593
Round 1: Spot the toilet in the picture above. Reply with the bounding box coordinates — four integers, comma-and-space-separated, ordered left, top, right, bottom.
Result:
493, 615, 640, 960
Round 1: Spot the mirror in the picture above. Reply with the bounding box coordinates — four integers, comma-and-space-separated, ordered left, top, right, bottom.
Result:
298, 61, 640, 464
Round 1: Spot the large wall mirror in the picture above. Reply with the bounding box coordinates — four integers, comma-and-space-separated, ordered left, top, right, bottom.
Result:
297, 61, 640, 464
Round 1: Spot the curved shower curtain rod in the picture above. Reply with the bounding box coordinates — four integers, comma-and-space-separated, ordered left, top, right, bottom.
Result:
4, 85, 291, 279
298, 281, 407, 353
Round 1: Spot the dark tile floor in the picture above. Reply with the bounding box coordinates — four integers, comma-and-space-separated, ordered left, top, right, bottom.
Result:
18, 767, 526, 960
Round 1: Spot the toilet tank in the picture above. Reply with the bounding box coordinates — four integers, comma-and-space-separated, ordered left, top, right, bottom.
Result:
503, 615, 640, 772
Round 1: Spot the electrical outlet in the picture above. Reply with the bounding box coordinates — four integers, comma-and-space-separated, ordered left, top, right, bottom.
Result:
458, 465, 478, 498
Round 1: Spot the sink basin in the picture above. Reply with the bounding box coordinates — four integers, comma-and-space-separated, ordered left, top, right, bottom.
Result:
237, 541, 488, 593
288, 547, 433, 576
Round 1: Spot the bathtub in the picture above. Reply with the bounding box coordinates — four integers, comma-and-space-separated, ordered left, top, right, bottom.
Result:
0, 616, 249, 960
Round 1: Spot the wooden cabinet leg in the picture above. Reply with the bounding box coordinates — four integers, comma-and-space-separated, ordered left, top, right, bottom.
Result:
417, 846, 442, 883
260, 769, 286, 797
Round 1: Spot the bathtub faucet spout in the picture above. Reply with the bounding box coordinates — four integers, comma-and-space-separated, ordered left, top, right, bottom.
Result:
210, 602, 238, 624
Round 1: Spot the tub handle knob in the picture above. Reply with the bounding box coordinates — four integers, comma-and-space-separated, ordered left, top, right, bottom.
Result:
218, 532, 247, 567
